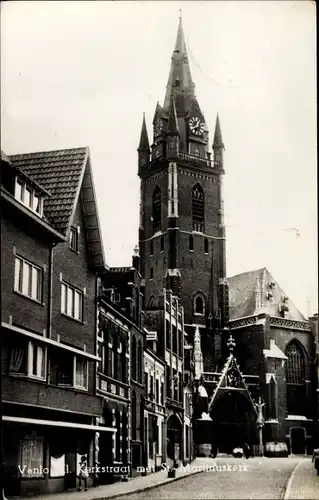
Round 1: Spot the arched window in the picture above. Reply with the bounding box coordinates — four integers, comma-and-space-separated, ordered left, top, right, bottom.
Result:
138, 340, 143, 383
132, 336, 137, 381
268, 376, 277, 419
285, 342, 306, 415
152, 187, 161, 233
194, 294, 205, 316
192, 184, 204, 232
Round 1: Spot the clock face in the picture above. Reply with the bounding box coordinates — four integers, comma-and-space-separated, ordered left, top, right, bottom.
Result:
154, 118, 164, 136
189, 117, 204, 136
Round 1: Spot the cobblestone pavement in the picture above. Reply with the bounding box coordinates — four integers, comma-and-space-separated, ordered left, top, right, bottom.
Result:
111, 457, 305, 500
284, 458, 319, 499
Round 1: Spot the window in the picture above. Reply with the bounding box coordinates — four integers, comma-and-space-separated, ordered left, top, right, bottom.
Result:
192, 184, 204, 232
132, 392, 137, 440
160, 236, 164, 252
156, 379, 159, 404
194, 147, 200, 157
30, 342, 46, 379
108, 336, 115, 379
56, 353, 88, 390
189, 235, 194, 251
285, 342, 306, 415
61, 282, 83, 321
204, 238, 209, 254
160, 382, 164, 405
152, 186, 161, 233
9, 340, 46, 380
15, 177, 43, 216
116, 411, 121, 461
194, 294, 205, 315
268, 377, 277, 419
15, 256, 43, 302
145, 372, 149, 396
149, 375, 154, 400
132, 336, 137, 381
150, 268, 153, 280
166, 320, 171, 349
69, 227, 79, 252
150, 240, 154, 256
138, 340, 143, 383
20, 432, 44, 477
75, 357, 88, 389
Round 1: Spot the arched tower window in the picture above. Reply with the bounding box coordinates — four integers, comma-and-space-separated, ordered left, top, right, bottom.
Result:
152, 187, 161, 233
194, 293, 205, 316
192, 184, 204, 232
285, 341, 306, 416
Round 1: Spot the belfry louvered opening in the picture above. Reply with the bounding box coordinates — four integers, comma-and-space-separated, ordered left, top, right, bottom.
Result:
192, 184, 204, 232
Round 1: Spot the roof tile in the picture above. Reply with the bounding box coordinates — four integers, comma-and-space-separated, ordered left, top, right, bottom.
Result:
9, 147, 88, 235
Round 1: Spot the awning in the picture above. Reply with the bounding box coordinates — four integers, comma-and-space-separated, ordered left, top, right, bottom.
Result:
3, 416, 116, 432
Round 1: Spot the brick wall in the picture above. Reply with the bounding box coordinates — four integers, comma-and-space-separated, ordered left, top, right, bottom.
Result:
1, 217, 50, 334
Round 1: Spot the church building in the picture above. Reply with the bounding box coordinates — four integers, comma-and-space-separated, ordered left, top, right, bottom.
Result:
137, 16, 317, 457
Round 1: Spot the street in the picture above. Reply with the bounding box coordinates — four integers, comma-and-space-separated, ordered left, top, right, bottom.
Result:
112, 458, 318, 500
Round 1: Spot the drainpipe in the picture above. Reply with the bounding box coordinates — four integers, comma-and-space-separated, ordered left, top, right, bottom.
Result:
47, 243, 56, 339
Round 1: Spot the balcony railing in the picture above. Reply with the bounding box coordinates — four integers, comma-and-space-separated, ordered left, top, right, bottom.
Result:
178, 152, 212, 168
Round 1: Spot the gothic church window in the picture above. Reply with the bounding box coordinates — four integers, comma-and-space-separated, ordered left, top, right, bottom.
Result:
268, 376, 277, 419
152, 186, 161, 233
285, 341, 306, 415
192, 184, 205, 232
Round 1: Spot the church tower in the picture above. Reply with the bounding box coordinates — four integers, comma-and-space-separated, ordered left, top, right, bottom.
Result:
138, 16, 227, 370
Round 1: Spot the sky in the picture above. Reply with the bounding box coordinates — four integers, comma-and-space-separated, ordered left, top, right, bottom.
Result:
1, 1, 317, 316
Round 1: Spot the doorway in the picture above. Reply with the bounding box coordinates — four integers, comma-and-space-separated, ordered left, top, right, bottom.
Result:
290, 427, 306, 455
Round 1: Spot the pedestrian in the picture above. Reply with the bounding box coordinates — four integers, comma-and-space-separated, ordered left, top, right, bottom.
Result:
78, 455, 89, 491
243, 443, 251, 459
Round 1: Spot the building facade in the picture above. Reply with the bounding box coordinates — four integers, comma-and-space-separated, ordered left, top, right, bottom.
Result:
100, 263, 145, 476
1, 148, 111, 496
143, 344, 166, 471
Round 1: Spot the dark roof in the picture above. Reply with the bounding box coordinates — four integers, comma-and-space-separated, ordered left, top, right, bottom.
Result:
226, 267, 306, 321
9, 147, 107, 271
9, 148, 88, 235
1, 150, 11, 163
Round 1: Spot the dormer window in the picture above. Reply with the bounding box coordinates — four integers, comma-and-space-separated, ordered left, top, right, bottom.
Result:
15, 177, 43, 217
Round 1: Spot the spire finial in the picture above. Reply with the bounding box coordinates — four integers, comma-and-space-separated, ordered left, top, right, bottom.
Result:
227, 334, 236, 355
179, 8, 182, 21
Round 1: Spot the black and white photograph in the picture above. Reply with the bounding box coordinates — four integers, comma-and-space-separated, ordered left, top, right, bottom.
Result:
0, 1, 317, 499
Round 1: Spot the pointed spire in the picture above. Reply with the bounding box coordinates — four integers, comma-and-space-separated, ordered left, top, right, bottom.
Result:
138, 113, 150, 151
164, 15, 195, 111
213, 113, 224, 149
167, 97, 179, 135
